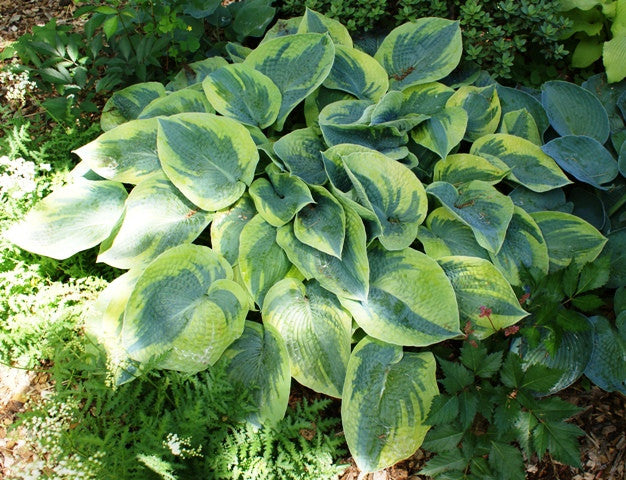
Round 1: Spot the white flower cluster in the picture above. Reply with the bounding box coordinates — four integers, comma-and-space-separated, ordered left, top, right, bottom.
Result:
164, 432, 203, 458
0, 67, 36, 106
0, 155, 50, 200
8, 398, 105, 480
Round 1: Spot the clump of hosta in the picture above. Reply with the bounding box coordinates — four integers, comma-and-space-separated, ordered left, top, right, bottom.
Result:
8, 8, 622, 474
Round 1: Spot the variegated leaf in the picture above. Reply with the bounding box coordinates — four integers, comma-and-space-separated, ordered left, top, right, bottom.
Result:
411, 107, 467, 158
273, 127, 328, 185
101, 82, 166, 131
446, 84, 501, 141
433, 153, 509, 186
138, 86, 214, 119
210, 194, 256, 265
324, 45, 388, 101
297, 8, 353, 47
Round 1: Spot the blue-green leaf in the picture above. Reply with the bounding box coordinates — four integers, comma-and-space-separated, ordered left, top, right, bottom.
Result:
446, 84, 501, 141
273, 127, 328, 185
101, 82, 166, 131
138, 86, 214, 119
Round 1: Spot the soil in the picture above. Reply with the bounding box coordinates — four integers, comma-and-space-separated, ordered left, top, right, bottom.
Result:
0, 3, 625, 480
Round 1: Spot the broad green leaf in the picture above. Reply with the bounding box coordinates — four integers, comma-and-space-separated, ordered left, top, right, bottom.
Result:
598, 228, 626, 288
401, 82, 455, 115
369, 91, 430, 132
202, 63, 282, 128
166, 57, 229, 91
418, 207, 489, 260
490, 207, 549, 285
433, 153, 509, 186
123, 244, 250, 371
426, 180, 514, 254
500, 108, 542, 145
225, 42, 252, 63
97, 174, 212, 269
101, 82, 166, 131
530, 211, 607, 272
297, 8, 353, 47
446, 84, 501, 141
157, 113, 259, 211
294, 186, 345, 258
263, 278, 352, 397
210, 194, 256, 265
249, 164, 313, 227
7, 180, 127, 260
438, 256, 528, 339
374, 18, 462, 90
584, 316, 626, 394
571, 37, 603, 68
273, 127, 328, 185
541, 80, 610, 143
604, 36, 626, 83
245, 33, 335, 129
471, 133, 571, 192
138, 86, 214, 118
324, 45, 388, 101
542, 135, 619, 189
218, 321, 290, 426
411, 107, 467, 158
276, 201, 369, 301
261, 16, 302, 43
340, 243, 460, 346
342, 336, 438, 473
341, 149, 427, 249
304, 85, 356, 130
74, 118, 160, 184
496, 85, 549, 135
238, 215, 291, 308
319, 100, 408, 157
509, 186, 573, 214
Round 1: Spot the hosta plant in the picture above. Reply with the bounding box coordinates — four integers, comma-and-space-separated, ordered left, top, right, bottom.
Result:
8, 9, 622, 473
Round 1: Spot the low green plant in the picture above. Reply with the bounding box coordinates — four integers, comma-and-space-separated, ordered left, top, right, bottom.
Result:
558, 0, 626, 83
421, 342, 584, 479
8, 9, 624, 474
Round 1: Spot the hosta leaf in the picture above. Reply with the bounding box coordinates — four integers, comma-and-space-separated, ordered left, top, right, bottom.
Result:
446, 84, 501, 141
297, 8, 352, 47
541, 80, 610, 143
225, 42, 252, 63
138, 86, 214, 119
411, 107, 467, 158
496, 85, 549, 136
249, 164, 313, 227
272, 127, 328, 185
238, 215, 291, 308
509, 187, 573, 214
218, 321, 290, 426
604, 36, 626, 83
433, 153, 509, 186
202, 63, 282, 128
276, 201, 369, 301
304, 85, 356, 130
101, 82, 166, 131
598, 228, 626, 289
166, 57, 229, 91
122, 244, 249, 372
263, 278, 352, 397
584, 315, 626, 394
438, 256, 528, 339
98, 174, 212, 269
374, 18, 462, 90
542, 135, 619, 189
402, 82, 455, 115
74, 118, 160, 184
157, 113, 259, 211
341, 336, 438, 473
327, 146, 428, 250
7, 180, 127, 260
210, 194, 256, 265
294, 186, 345, 258
261, 16, 302, 43
530, 211, 607, 272
340, 243, 460, 346
245, 33, 335, 129
471, 133, 571, 192
419, 207, 489, 260
319, 100, 408, 157
426, 180, 514, 254
489, 206, 549, 286
500, 108, 542, 145
369, 91, 430, 132
323, 45, 388, 101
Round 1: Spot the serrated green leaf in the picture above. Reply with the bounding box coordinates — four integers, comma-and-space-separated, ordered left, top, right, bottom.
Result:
157, 113, 259, 211
98, 173, 212, 269
571, 294, 605, 312
425, 394, 460, 425
340, 243, 460, 346
420, 449, 467, 476
423, 424, 464, 452
7, 180, 127, 260
122, 244, 250, 372
439, 358, 474, 394
263, 278, 351, 397
342, 336, 439, 473
489, 442, 525, 480
532, 421, 583, 467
